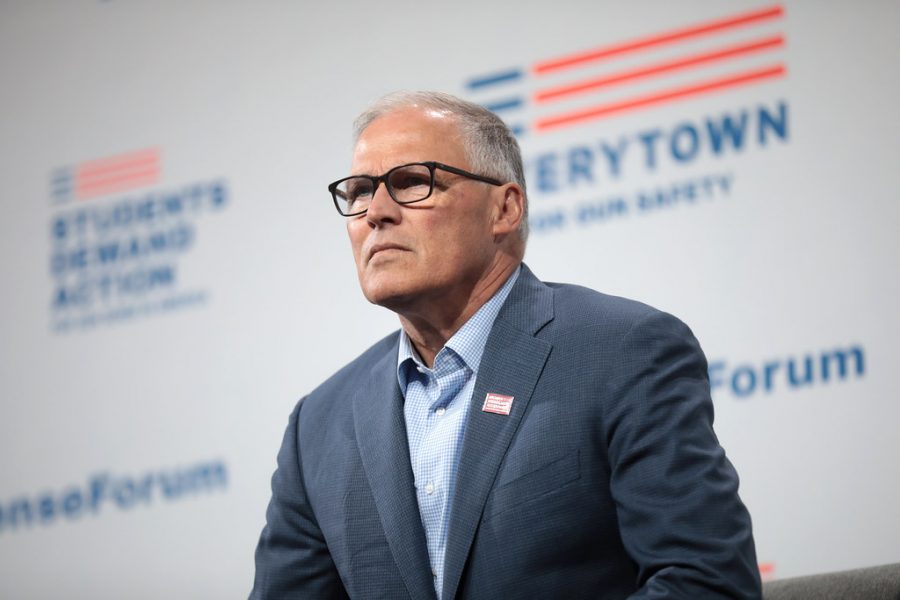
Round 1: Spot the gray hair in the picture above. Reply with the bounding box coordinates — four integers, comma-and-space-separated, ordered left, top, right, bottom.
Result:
353, 90, 529, 243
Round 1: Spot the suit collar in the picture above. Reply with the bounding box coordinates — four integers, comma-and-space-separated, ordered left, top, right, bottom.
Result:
352, 339, 438, 600
352, 265, 556, 600
442, 264, 555, 599
495, 263, 554, 336
396, 264, 522, 381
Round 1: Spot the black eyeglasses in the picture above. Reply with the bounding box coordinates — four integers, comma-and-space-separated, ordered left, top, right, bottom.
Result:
328, 161, 504, 217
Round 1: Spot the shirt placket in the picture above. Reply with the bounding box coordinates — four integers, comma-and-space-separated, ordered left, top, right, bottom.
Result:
412, 353, 468, 594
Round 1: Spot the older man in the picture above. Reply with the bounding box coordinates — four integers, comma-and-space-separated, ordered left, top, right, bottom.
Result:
251, 91, 761, 599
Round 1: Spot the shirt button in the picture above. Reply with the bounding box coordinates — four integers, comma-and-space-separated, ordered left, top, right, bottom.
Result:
425, 482, 435, 494
435, 407, 446, 416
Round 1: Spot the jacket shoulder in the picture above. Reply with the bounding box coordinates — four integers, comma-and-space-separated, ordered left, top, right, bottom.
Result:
298, 330, 399, 419
536, 281, 703, 361
544, 281, 662, 332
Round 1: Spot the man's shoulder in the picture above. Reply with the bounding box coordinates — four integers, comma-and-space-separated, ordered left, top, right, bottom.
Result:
535, 278, 701, 357
316, 329, 399, 394
541, 279, 663, 331
501, 265, 696, 345
297, 330, 400, 418
513, 263, 658, 319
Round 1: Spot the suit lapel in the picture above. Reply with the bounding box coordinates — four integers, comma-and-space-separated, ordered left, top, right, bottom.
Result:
352, 343, 438, 600
442, 266, 554, 600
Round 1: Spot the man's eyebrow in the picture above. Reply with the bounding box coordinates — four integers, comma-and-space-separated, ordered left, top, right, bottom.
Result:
350, 163, 411, 177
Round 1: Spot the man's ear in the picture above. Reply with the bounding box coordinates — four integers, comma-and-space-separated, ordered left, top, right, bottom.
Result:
491, 183, 525, 237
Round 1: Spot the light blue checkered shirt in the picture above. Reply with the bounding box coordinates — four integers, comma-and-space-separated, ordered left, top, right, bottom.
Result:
397, 267, 519, 599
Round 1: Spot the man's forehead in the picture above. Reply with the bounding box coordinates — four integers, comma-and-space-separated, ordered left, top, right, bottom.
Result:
351, 107, 465, 170
358, 107, 458, 141
419, 106, 453, 120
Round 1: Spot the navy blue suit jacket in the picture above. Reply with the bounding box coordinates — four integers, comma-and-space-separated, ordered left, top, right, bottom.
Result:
251, 265, 761, 599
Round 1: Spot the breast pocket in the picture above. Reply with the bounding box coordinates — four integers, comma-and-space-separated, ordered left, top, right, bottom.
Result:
484, 450, 581, 522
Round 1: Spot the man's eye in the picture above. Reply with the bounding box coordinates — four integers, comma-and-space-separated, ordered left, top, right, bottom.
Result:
346, 183, 373, 201
391, 174, 430, 190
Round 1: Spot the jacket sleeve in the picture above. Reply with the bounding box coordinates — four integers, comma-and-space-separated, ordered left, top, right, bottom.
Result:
250, 398, 348, 600
603, 310, 762, 599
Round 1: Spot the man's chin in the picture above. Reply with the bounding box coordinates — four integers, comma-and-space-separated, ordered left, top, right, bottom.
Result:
359, 277, 418, 311
359, 261, 419, 298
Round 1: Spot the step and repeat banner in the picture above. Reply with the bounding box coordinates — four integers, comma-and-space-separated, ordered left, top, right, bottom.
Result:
1, 1, 898, 597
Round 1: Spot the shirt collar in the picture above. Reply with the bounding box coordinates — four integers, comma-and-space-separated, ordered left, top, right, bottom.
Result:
397, 266, 520, 391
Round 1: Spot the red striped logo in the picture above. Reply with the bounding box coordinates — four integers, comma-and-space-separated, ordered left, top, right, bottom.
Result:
465, 4, 787, 134
51, 148, 161, 203
75, 148, 160, 199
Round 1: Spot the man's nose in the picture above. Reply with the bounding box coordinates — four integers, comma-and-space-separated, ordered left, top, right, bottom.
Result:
365, 182, 401, 225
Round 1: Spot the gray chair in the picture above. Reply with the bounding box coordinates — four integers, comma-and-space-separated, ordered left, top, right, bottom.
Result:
763, 563, 900, 600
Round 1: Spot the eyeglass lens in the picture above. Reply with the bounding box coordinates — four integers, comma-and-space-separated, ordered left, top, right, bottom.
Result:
334, 164, 433, 215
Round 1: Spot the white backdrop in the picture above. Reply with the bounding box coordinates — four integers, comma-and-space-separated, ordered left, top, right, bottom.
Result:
1, 1, 898, 597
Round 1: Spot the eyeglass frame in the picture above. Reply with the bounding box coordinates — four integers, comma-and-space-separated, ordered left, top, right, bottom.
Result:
328, 161, 505, 217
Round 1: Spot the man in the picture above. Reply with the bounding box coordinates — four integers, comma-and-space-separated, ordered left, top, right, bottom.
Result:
251, 91, 760, 599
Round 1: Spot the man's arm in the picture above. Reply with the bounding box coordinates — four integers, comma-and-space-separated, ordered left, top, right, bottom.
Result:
250, 399, 348, 599
603, 310, 762, 599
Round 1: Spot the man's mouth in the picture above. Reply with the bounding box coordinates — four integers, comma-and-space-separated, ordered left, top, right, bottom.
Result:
367, 243, 409, 261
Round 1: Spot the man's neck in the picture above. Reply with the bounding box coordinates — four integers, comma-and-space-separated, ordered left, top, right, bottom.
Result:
397, 259, 520, 367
